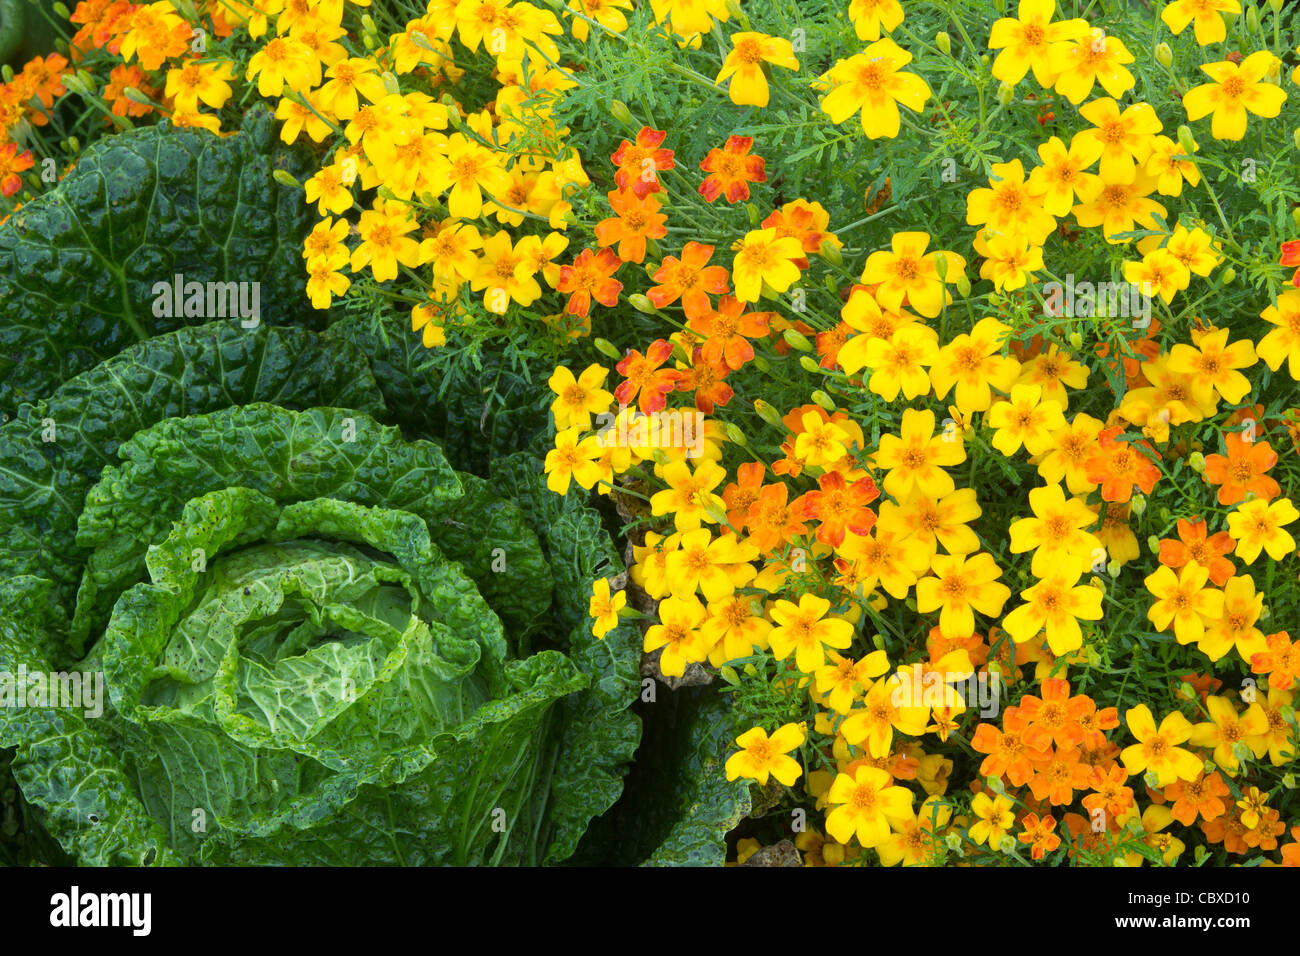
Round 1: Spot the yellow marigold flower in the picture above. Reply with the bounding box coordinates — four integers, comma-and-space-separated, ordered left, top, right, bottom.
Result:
316, 57, 387, 121
663, 528, 757, 601
725, 723, 807, 787
825, 765, 914, 847
815, 650, 890, 715
350, 199, 421, 282
426, 133, 514, 220
470, 231, 543, 313
730, 227, 804, 303
643, 594, 708, 677
851, 324, 939, 400
274, 93, 332, 145
1071, 173, 1167, 243
969, 792, 1016, 847
848, 0, 904, 41
916, 552, 1011, 638
1144, 134, 1201, 196
1258, 289, 1300, 379
646, 0, 730, 40
1008, 481, 1101, 578
974, 230, 1043, 292
878, 488, 981, 558
246, 35, 321, 97
876, 795, 951, 866
818, 38, 930, 139
987, 0, 1088, 87
841, 666, 931, 757
873, 408, 966, 499
768, 594, 855, 674
965, 159, 1055, 245
1161, 0, 1240, 47
649, 459, 727, 531
545, 426, 604, 494
305, 255, 350, 310
304, 162, 356, 216
567, 0, 633, 42
1002, 572, 1102, 654
421, 221, 484, 284
548, 363, 613, 430
1144, 563, 1224, 646
1047, 27, 1135, 104
411, 302, 449, 349
1183, 51, 1287, 141
700, 594, 772, 664
302, 216, 349, 263
1120, 705, 1203, 786
164, 59, 234, 114
1189, 695, 1267, 775
1227, 497, 1298, 564
588, 576, 627, 638
1075, 97, 1162, 182
716, 32, 799, 107
1016, 345, 1088, 410
794, 411, 853, 468
860, 231, 963, 318
1034, 412, 1104, 494
1199, 575, 1266, 663
987, 383, 1067, 457
928, 317, 1020, 414
1167, 327, 1257, 405
1027, 134, 1103, 217
1123, 247, 1189, 305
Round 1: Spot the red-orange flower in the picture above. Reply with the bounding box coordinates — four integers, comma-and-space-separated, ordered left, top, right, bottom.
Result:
18, 54, 69, 109
1157, 516, 1236, 587
614, 339, 679, 413
698, 134, 766, 204
688, 295, 772, 371
721, 461, 765, 530
1164, 771, 1230, 825
795, 471, 880, 548
1085, 425, 1160, 502
593, 189, 667, 264
610, 126, 674, 199
0, 144, 33, 197
103, 63, 155, 118
1203, 431, 1281, 505
1018, 678, 1093, 749
745, 481, 808, 553
1082, 765, 1135, 821
556, 247, 623, 318
1018, 812, 1061, 860
675, 349, 733, 414
1027, 747, 1092, 806
816, 321, 855, 371
647, 241, 730, 320
1281, 239, 1300, 287
971, 707, 1052, 787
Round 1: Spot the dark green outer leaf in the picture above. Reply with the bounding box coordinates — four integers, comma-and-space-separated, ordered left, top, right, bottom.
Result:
0, 105, 318, 415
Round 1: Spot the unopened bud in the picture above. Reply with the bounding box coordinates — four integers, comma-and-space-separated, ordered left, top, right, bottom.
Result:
1246, 3, 1259, 32
752, 354, 771, 373
53, 1, 71, 17
953, 271, 971, 297
746, 203, 760, 227
819, 238, 842, 265
361, 13, 378, 34
1177, 124, 1198, 155
799, 355, 821, 374
935, 32, 951, 55
1189, 450, 1205, 473
593, 337, 623, 360
1147, 534, 1160, 554
610, 100, 633, 125
1068, 330, 1084, 350
996, 82, 1015, 107
1293, 204, 1300, 229
628, 293, 656, 314
1271, 0, 1284, 12
272, 169, 302, 190
382, 71, 402, 96
1220, 266, 1236, 285
1130, 492, 1146, 517
932, 252, 948, 281
753, 398, 783, 427
1106, 559, 1121, 578
724, 423, 747, 446
1155, 42, 1173, 68
783, 328, 813, 351
810, 389, 835, 411
376, 186, 397, 200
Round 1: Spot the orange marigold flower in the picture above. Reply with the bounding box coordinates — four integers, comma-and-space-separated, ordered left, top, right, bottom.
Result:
1251, 631, 1300, 691
816, 320, 855, 371
610, 126, 674, 199
1027, 747, 1092, 806
1018, 678, 1093, 749
1202, 431, 1281, 505
745, 481, 808, 553
971, 707, 1052, 787
103, 63, 155, 118
18, 54, 69, 108
675, 349, 733, 414
795, 470, 879, 548
721, 461, 765, 530
1018, 812, 1061, 860
698, 134, 767, 204
647, 241, 730, 319
0, 144, 33, 197
688, 295, 771, 371
556, 247, 623, 318
614, 339, 680, 413
593, 189, 667, 264
1164, 771, 1230, 826
1082, 765, 1135, 821
1085, 425, 1160, 502
1157, 516, 1236, 587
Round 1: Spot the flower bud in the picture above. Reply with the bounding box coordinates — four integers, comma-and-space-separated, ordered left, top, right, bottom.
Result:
746, 203, 761, 227
593, 337, 623, 360
724, 423, 747, 446
1089, 575, 1106, 595
272, 169, 302, 190
609, 100, 633, 125
986, 776, 1005, 796
1177, 124, 1198, 155
1271, 0, 1284, 11
123, 86, 155, 107
932, 251, 948, 281
810, 389, 835, 411
1106, 559, 1121, 578
1068, 330, 1084, 350
996, 82, 1015, 107
753, 398, 783, 427
1147, 534, 1160, 554
783, 328, 813, 351
382, 71, 402, 96
935, 31, 951, 55
752, 354, 771, 373
1155, 42, 1173, 68
819, 238, 842, 265
1188, 450, 1205, 473
0, 64, 12, 84
980, 53, 991, 66
53, 1, 71, 16
799, 355, 821, 374
1130, 492, 1147, 517
953, 271, 971, 297
628, 293, 656, 314
1246, 3, 1259, 32
1220, 266, 1236, 285
1292, 203, 1300, 229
